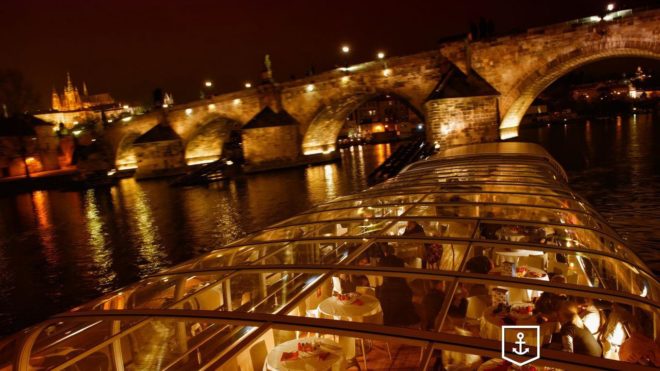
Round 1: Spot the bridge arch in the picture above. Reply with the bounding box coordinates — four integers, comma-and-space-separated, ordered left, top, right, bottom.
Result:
114, 131, 143, 170
301, 91, 425, 155
183, 115, 243, 165
499, 40, 660, 139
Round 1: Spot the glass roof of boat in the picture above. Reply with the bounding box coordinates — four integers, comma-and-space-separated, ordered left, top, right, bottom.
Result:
2, 142, 658, 371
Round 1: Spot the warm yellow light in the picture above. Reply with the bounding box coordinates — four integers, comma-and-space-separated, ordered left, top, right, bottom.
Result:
341, 75, 350, 83
204, 80, 213, 87
341, 45, 350, 53
373, 124, 385, 133
185, 108, 193, 115
306, 84, 315, 92
121, 116, 132, 122
233, 98, 241, 105
208, 103, 216, 110
162, 104, 169, 108
244, 82, 252, 88
122, 104, 130, 110
607, 3, 615, 11
72, 130, 82, 136
383, 68, 391, 76
25, 157, 36, 164
377, 51, 385, 59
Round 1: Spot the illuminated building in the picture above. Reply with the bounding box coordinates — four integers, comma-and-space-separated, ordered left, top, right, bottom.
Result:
35, 73, 125, 128
0, 115, 63, 177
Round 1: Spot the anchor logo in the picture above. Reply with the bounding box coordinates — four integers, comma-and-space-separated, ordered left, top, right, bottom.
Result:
501, 325, 541, 366
512, 332, 530, 355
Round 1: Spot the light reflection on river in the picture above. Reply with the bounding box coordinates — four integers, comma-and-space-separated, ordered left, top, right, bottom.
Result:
0, 143, 392, 335
519, 113, 660, 274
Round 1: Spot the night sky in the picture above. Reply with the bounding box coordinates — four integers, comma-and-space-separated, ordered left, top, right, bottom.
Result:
1, 0, 656, 108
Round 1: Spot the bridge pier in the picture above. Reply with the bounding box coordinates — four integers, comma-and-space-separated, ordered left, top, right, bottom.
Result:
424, 68, 500, 148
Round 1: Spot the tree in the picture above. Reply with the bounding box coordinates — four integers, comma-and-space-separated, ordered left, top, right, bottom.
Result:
0, 69, 39, 115
152, 88, 164, 109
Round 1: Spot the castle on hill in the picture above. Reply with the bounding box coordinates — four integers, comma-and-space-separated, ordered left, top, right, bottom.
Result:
51, 73, 115, 112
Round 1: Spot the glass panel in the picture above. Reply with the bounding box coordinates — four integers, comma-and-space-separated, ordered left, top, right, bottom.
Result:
280, 204, 411, 227
465, 244, 660, 302
251, 220, 390, 241
440, 278, 659, 363
385, 220, 477, 239
429, 344, 564, 371
178, 271, 320, 314
0, 336, 18, 370
425, 192, 593, 212
226, 327, 426, 371
59, 318, 250, 371
311, 193, 426, 212
289, 272, 451, 333
259, 240, 363, 265
28, 318, 143, 369
430, 184, 574, 197
476, 220, 641, 266
349, 240, 468, 272
77, 273, 227, 311
168, 243, 288, 273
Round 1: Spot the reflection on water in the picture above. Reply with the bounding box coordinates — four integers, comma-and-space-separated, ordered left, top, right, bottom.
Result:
519, 113, 660, 273
0, 143, 394, 335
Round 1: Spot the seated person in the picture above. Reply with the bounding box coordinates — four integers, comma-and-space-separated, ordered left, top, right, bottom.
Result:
332, 273, 356, 294
558, 302, 602, 357
402, 220, 426, 237
620, 316, 660, 367
550, 274, 567, 284
422, 281, 446, 330
479, 213, 500, 239
464, 255, 494, 297
576, 297, 602, 338
376, 255, 420, 327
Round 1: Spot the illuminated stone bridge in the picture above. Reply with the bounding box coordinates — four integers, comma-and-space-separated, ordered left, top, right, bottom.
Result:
107, 8, 660, 172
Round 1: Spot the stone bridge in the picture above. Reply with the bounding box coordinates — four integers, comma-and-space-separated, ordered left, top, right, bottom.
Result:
106, 8, 660, 171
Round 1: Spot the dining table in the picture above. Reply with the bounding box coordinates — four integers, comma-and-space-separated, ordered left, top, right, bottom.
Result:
317, 293, 382, 370
265, 338, 345, 371
489, 265, 549, 302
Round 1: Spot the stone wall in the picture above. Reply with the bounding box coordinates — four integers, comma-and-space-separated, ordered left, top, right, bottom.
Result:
133, 140, 186, 179
425, 95, 499, 148
242, 125, 301, 167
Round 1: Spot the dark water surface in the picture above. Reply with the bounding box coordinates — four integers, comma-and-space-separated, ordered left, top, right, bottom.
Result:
0, 144, 394, 336
519, 113, 660, 274
1, 114, 658, 337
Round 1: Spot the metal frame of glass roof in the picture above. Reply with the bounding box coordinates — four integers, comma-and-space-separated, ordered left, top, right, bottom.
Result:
2, 142, 658, 371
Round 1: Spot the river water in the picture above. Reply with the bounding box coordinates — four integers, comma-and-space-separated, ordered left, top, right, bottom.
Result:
0, 114, 658, 336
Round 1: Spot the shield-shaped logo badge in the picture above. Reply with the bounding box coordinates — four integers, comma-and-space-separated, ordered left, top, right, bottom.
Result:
501, 325, 541, 366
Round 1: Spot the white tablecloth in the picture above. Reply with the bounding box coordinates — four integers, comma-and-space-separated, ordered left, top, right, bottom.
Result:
490, 265, 549, 302
479, 305, 539, 342
318, 294, 381, 321
266, 338, 344, 371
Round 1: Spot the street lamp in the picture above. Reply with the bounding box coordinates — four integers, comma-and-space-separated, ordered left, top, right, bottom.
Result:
204, 80, 213, 87
377, 51, 385, 60
244, 82, 252, 88
341, 45, 350, 71
606, 3, 615, 11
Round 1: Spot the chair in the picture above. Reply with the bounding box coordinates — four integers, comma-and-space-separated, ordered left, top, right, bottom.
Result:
249, 340, 268, 371
464, 295, 488, 327
332, 277, 343, 294
356, 286, 375, 296
520, 255, 545, 270
442, 331, 482, 370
